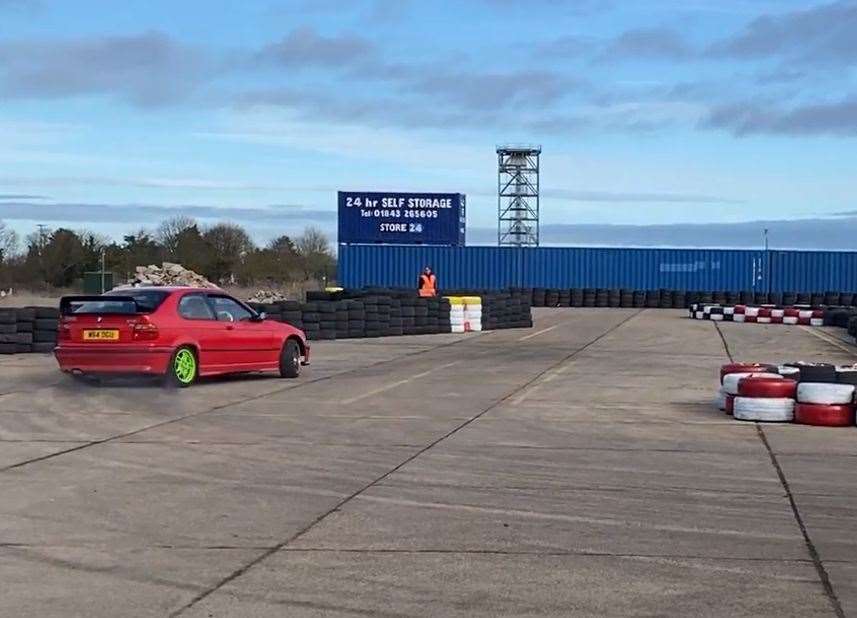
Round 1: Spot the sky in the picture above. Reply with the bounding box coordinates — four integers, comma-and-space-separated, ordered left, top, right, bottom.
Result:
0, 0, 856, 249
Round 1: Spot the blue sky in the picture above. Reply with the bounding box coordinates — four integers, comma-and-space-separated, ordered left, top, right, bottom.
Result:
0, 0, 856, 248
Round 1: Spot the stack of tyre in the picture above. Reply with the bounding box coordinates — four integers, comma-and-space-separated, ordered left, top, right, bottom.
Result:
793, 363, 857, 427
482, 294, 506, 330
691, 304, 825, 325
301, 302, 321, 340
378, 297, 395, 336
425, 297, 440, 334
279, 300, 303, 330
315, 302, 335, 340
360, 297, 380, 338
824, 306, 857, 328
412, 298, 429, 334
345, 300, 364, 338
15, 307, 35, 353
0, 306, 61, 354
400, 297, 417, 334
718, 364, 789, 419
716, 362, 857, 426
481, 293, 534, 329
387, 297, 401, 335
0, 307, 21, 354
33, 307, 59, 352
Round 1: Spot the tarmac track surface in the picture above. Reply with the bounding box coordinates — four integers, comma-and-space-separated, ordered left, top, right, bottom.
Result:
1, 308, 856, 617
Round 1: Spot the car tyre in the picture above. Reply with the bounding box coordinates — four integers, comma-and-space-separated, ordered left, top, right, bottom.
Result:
279, 339, 301, 379
166, 346, 198, 388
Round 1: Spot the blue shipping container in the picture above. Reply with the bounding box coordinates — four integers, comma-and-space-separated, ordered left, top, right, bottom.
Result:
338, 191, 466, 246
339, 245, 857, 293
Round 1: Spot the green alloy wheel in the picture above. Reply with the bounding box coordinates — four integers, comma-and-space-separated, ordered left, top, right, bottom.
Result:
168, 347, 197, 387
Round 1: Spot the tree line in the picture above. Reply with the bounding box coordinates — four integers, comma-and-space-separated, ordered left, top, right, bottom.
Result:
0, 217, 336, 290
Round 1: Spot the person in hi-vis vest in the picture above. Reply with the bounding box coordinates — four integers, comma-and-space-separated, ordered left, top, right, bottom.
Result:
418, 266, 437, 297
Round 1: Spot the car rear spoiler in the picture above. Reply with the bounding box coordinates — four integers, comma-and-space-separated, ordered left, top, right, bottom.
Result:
59, 295, 141, 316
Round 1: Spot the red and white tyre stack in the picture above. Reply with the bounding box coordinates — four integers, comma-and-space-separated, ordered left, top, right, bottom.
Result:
794, 382, 856, 427
733, 375, 796, 422
721, 369, 781, 415
783, 308, 800, 325
716, 363, 778, 412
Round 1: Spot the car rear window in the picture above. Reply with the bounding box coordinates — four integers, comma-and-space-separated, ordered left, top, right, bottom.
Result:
106, 290, 170, 312
68, 290, 170, 315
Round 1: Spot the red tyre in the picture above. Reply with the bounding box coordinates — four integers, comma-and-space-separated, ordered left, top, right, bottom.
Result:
734, 305, 746, 315
798, 317, 811, 325
746, 316, 758, 323
794, 403, 856, 427
811, 309, 824, 319
784, 307, 800, 317
720, 362, 777, 383
758, 307, 772, 317
771, 316, 783, 324
738, 376, 797, 398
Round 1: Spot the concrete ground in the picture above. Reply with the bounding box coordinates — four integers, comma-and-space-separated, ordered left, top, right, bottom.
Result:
1, 308, 855, 617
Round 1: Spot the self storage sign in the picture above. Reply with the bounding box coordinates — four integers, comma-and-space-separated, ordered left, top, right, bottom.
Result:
338, 191, 465, 246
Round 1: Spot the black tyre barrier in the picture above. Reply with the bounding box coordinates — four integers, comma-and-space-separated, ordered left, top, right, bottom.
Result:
0, 306, 59, 353
788, 362, 838, 384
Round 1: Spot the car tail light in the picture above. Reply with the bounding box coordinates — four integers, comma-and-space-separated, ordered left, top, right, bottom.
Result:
132, 318, 159, 341
58, 321, 71, 341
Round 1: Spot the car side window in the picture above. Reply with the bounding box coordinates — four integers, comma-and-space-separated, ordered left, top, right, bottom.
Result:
209, 296, 252, 322
178, 294, 216, 320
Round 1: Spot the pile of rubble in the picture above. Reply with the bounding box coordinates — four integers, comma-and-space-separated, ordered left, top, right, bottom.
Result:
246, 289, 290, 303
123, 263, 219, 289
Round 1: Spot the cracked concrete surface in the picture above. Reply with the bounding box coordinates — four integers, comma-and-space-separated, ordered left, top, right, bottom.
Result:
1, 308, 855, 617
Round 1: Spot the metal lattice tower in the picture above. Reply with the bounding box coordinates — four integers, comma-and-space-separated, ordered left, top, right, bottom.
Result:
497, 145, 541, 247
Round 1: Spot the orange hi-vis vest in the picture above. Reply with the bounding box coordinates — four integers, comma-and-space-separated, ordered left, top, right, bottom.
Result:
418, 273, 437, 297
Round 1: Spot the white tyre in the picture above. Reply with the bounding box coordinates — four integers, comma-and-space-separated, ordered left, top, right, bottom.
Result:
771, 309, 785, 318
733, 314, 746, 323
797, 382, 855, 405
711, 313, 724, 321
715, 388, 727, 411
809, 318, 823, 327
783, 316, 798, 325
745, 307, 760, 317
722, 372, 782, 395
757, 317, 771, 323
724, 306, 735, 315
733, 397, 795, 422
798, 310, 813, 319
694, 311, 704, 320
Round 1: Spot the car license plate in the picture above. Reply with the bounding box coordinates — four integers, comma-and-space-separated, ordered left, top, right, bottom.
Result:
82, 329, 119, 341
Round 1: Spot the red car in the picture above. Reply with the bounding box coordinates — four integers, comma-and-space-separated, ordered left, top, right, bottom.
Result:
55, 287, 309, 386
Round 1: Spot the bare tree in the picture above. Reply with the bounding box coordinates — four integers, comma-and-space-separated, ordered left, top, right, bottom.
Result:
0, 221, 19, 263
156, 216, 197, 257
295, 226, 335, 282
295, 226, 332, 257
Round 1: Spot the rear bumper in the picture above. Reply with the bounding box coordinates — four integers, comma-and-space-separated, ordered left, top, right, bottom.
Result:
55, 344, 172, 375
